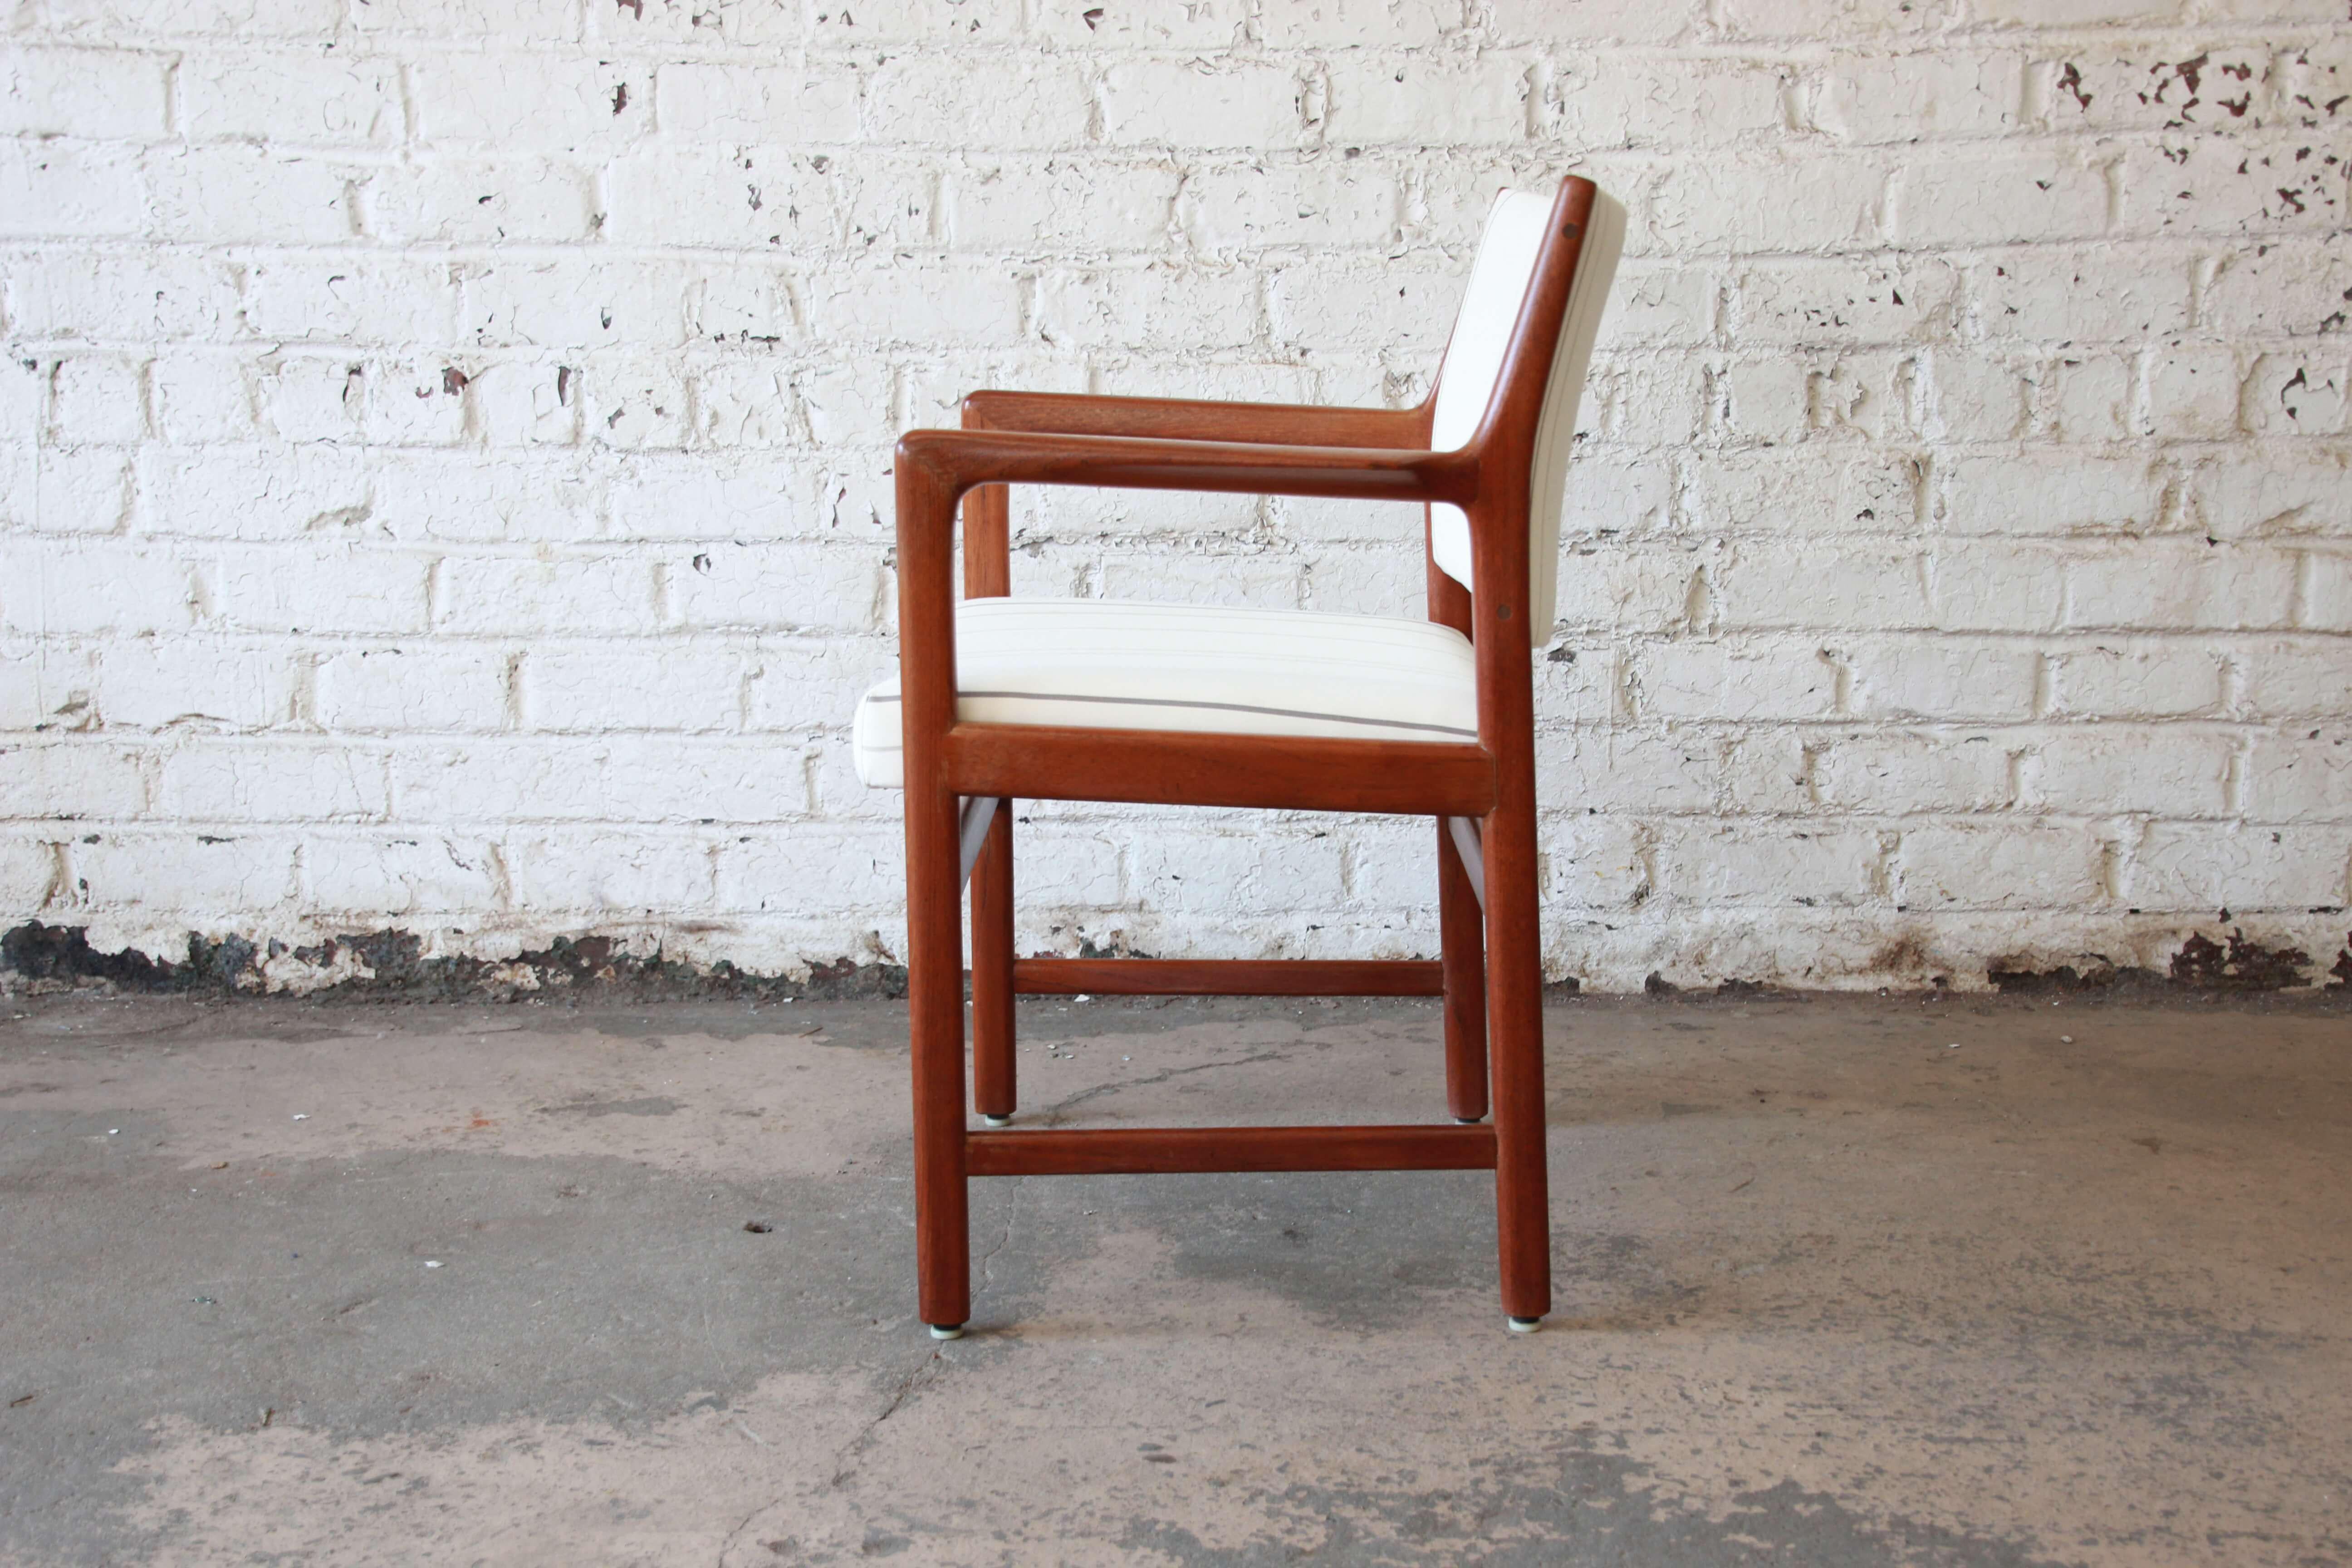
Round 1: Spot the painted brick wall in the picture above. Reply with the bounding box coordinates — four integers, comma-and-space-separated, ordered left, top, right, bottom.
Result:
3, 0, 2349, 992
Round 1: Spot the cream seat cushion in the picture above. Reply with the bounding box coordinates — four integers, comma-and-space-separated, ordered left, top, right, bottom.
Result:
853, 598, 1478, 789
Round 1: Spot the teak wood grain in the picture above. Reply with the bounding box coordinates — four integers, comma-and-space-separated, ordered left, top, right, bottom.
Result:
962, 389, 1428, 448
1013, 958, 1446, 997
895, 176, 1605, 1333
965, 1124, 1498, 1177
944, 725, 1497, 816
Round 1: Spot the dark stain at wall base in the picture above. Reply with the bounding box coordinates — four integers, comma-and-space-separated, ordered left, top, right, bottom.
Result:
6, 920, 2350, 1006
1984, 959, 2145, 995
0, 923, 908, 1003
1989, 922, 2351, 997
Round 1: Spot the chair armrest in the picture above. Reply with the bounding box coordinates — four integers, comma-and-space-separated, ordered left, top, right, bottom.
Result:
896, 427, 1474, 508
961, 390, 1429, 449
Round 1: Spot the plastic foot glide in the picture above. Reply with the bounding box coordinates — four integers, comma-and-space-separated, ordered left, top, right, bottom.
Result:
1455, 1116, 1485, 1125
1506, 1316, 1543, 1334
981, 1114, 1013, 1128
928, 1322, 965, 1341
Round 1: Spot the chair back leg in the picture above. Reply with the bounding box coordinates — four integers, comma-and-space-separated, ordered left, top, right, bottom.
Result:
970, 806, 1017, 1122
1436, 816, 1490, 1122
1482, 793, 1551, 1324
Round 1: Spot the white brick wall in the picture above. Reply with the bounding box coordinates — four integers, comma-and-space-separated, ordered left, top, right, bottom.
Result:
4, 0, 2349, 991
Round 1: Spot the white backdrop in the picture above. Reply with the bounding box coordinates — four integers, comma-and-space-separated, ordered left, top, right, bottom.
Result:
3, 0, 2348, 991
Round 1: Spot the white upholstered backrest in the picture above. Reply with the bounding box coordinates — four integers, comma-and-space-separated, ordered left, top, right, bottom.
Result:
1426, 186, 1626, 642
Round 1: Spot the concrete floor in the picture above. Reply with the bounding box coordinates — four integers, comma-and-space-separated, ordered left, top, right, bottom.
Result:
0, 990, 2346, 1567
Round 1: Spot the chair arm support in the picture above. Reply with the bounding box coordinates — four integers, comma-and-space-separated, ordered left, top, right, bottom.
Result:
962, 390, 1430, 449
892, 431, 1475, 793
895, 427, 1475, 509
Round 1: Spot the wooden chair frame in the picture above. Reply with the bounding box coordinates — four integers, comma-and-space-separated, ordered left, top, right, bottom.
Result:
892, 178, 1603, 1336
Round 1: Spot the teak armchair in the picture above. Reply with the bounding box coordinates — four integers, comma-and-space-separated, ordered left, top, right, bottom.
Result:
856, 176, 1624, 1337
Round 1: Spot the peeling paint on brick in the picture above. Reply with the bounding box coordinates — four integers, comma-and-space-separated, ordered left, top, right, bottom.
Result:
1986, 917, 2338, 997
2169, 926, 2312, 992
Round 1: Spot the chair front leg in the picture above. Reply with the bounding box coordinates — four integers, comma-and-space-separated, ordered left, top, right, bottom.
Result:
906, 778, 972, 1335
898, 454, 972, 1338
970, 804, 1016, 1124
1436, 817, 1489, 1123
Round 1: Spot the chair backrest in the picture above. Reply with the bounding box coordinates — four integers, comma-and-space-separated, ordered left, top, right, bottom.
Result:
1426, 181, 1625, 643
